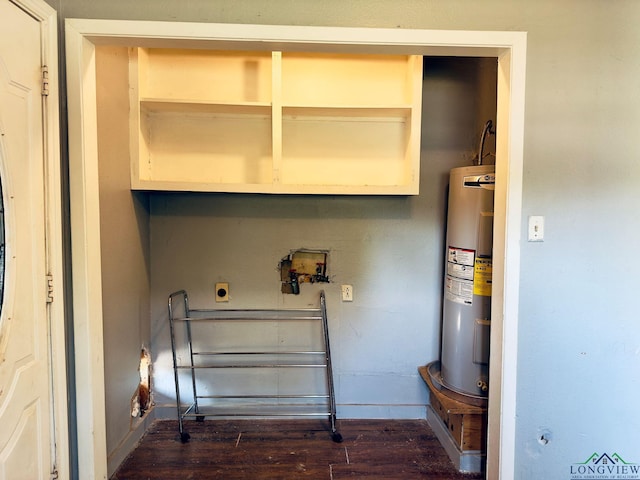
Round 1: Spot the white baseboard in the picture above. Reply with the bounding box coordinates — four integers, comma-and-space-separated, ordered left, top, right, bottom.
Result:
336, 404, 427, 419
107, 407, 158, 478
152, 403, 427, 421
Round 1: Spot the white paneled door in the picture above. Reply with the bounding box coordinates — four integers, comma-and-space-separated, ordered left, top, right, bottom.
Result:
0, 1, 65, 479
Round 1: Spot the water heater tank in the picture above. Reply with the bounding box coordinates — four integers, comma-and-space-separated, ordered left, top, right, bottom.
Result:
440, 164, 495, 398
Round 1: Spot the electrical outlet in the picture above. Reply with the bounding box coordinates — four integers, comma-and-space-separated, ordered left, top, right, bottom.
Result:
341, 284, 353, 302
215, 282, 229, 302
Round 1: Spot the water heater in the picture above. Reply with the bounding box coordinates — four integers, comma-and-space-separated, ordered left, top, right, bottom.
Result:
440, 164, 495, 398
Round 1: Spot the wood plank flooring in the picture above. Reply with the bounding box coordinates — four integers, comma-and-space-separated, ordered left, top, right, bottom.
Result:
111, 419, 484, 479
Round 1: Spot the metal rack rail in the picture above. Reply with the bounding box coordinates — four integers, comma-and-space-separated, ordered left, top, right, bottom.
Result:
168, 290, 341, 443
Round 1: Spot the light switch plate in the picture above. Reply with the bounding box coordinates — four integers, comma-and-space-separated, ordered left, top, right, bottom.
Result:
528, 216, 544, 242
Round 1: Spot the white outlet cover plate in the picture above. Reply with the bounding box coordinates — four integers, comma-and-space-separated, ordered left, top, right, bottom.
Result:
341, 284, 353, 301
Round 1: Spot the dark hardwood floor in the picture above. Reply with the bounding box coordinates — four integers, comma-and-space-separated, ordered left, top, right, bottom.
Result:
111, 419, 484, 479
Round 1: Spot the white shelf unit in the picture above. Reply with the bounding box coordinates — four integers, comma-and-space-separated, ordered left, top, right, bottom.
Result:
129, 48, 422, 194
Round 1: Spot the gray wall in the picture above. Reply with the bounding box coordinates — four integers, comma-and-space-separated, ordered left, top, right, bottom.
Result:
50, 1, 640, 479
95, 46, 151, 461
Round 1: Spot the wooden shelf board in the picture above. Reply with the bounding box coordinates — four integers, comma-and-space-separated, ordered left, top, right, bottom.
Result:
282, 105, 412, 118
141, 99, 271, 115
418, 365, 487, 416
131, 179, 418, 195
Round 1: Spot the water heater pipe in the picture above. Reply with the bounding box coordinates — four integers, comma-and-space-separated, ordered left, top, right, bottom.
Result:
478, 120, 494, 166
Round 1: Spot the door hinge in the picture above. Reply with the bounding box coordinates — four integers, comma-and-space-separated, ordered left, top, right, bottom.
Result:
46, 273, 54, 303
41, 65, 49, 97
50, 469, 58, 480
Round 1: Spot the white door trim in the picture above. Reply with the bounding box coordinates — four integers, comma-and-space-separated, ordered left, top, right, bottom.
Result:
64, 20, 109, 480
38, 6, 70, 477
65, 20, 525, 479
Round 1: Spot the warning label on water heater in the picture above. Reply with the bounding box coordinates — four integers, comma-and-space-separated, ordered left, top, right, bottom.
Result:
445, 247, 475, 305
473, 257, 492, 297
445, 276, 474, 305
447, 247, 475, 268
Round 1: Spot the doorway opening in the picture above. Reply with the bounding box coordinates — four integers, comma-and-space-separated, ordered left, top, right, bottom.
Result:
65, 21, 525, 479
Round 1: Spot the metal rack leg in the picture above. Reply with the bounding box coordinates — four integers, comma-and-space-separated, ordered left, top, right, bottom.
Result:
320, 291, 342, 443
185, 317, 201, 420
169, 290, 191, 443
